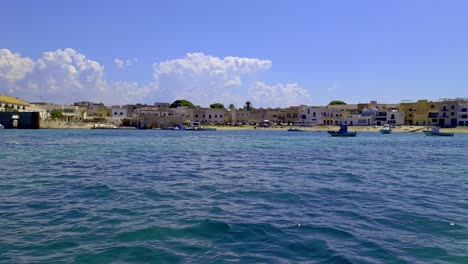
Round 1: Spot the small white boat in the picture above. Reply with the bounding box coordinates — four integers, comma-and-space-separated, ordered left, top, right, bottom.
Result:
380, 124, 392, 134
0, 123, 4, 129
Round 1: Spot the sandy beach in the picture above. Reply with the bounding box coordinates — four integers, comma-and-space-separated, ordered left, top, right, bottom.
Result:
38, 121, 468, 133
211, 125, 468, 133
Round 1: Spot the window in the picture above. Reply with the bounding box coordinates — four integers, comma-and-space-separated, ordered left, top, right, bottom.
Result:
313, 112, 316, 117
215, 115, 217, 118
220, 115, 222, 118
451, 112, 455, 116
462, 108, 467, 112
431, 105, 434, 108
195, 114, 198, 118
120, 112, 123, 115
451, 105, 455, 109
209, 115, 212, 119
114, 112, 117, 115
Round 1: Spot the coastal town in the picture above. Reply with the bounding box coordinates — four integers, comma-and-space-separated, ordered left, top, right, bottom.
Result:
0, 93, 467, 130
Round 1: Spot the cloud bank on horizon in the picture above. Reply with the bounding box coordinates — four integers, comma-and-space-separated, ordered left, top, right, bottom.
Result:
0, 48, 312, 107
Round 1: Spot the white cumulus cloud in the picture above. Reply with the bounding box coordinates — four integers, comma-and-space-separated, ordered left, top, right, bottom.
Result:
249, 82, 312, 108
0, 49, 311, 107
153, 52, 272, 106
4, 48, 108, 103
0, 48, 153, 104
0, 49, 35, 89
114, 58, 138, 69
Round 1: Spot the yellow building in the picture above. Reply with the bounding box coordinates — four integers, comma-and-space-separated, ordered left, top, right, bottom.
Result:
398, 100, 439, 126
98, 108, 112, 118
285, 107, 300, 124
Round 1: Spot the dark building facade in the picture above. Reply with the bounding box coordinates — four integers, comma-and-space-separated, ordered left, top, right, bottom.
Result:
0, 112, 40, 129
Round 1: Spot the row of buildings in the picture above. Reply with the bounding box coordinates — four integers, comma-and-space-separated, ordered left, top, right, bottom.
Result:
1, 94, 468, 128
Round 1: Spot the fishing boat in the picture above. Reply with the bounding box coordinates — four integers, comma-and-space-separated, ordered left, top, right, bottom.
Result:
423, 126, 454, 137
328, 125, 357, 137
380, 124, 392, 134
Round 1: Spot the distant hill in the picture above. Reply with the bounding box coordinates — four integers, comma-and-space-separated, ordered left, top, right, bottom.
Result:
0, 94, 31, 106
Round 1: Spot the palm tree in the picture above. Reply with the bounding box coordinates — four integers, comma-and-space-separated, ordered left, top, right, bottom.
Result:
228, 104, 235, 111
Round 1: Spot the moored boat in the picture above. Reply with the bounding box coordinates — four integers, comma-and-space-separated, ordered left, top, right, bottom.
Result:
328, 125, 357, 137
423, 127, 454, 137
186, 122, 216, 131
0, 123, 4, 129
380, 124, 392, 134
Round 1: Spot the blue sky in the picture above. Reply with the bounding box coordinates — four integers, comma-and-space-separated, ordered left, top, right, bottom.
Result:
1, 0, 467, 107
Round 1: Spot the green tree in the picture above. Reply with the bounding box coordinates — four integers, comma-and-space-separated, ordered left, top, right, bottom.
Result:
210, 103, 224, 109
329, 100, 347, 105
4, 104, 14, 112
50, 109, 63, 119
228, 104, 235, 110
244, 101, 252, 111
170, 99, 195, 108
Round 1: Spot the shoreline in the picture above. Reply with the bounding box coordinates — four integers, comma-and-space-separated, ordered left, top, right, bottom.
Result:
210, 125, 468, 133
35, 124, 468, 133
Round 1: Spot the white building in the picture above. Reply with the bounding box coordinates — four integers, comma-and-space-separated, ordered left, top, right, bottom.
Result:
137, 106, 169, 117
340, 114, 373, 126
296, 106, 328, 126
111, 106, 128, 118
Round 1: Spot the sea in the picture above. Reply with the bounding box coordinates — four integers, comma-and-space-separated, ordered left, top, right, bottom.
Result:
0, 129, 467, 263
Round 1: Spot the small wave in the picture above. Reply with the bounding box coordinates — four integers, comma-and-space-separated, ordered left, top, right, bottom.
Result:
115, 227, 181, 242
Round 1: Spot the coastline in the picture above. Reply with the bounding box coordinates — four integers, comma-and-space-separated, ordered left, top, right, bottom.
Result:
210, 125, 468, 133
36, 122, 468, 133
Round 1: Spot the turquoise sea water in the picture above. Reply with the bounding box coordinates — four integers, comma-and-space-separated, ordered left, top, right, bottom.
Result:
0, 129, 467, 263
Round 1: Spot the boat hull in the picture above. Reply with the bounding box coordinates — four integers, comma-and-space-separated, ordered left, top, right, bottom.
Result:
423, 131, 454, 137
329, 131, 357, 137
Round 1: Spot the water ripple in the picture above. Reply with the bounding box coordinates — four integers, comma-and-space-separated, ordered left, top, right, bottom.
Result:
1, 130, 467, 263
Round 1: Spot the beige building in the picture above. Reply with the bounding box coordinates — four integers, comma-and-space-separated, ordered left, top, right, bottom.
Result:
438, 98, 468, 127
